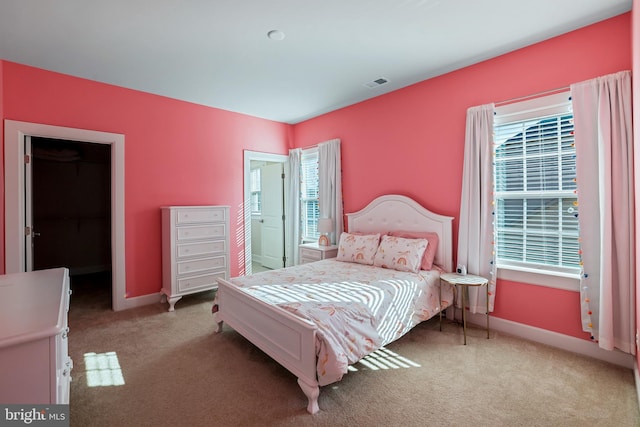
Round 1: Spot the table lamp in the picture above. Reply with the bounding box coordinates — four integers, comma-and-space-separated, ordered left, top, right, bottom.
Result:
317, 218, 333, 246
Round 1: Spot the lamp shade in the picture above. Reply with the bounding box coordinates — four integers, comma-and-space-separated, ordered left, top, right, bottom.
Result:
317, 218, 334, 234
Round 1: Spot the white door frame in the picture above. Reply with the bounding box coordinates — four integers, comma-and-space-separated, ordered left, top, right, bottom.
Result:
4, 120, 127, 311
243, 150, 288, 275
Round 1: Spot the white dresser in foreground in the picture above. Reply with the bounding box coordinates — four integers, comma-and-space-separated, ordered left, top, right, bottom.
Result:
161, 205, 230, 311
0, 268, 72, 404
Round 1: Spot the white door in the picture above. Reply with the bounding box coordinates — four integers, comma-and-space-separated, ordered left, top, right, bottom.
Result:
260, 163, 285, 269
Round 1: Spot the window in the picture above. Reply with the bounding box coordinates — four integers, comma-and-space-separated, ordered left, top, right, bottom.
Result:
250, 168, 261, 215
493, 93, 580, 276
300, 149, 319, 242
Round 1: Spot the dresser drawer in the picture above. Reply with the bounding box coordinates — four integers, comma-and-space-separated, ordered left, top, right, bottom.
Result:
177, 256, 227, 276
176, 208, 226, 224
176, 224, 226, 241
177, 271, 225, 293
177, 240, 226, 259
55, 330, 72, 404
300, 247, 323, 262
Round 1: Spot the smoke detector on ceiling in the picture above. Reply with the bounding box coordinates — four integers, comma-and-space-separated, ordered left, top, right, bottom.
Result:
267, 30, 286, 41
364, 78, 389, 88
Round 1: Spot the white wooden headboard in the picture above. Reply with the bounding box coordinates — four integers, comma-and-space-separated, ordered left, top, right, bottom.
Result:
346, 194, 453, 273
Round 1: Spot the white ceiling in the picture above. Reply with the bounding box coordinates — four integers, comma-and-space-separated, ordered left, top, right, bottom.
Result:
0, 0, 632, 124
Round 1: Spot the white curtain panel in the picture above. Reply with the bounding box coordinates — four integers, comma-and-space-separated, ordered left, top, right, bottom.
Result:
286, 148, 301, 266
318, 139, 344, 244
571, 70, 635, 354
457, 104, 497, 313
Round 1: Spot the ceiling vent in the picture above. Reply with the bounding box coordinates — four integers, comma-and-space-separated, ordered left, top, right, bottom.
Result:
364, 78, 389, 88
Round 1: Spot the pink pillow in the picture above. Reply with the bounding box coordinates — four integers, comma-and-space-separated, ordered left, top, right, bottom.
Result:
388, 231, 439, 270
373, 235, 428, 273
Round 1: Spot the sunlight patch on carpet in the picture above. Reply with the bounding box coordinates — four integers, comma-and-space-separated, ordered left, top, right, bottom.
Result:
349, 347, 421, 371
84, 352, 125, 387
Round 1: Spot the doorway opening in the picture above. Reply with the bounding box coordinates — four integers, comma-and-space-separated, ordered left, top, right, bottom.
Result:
4, 120, 127, 311
243, 151, 288, 275
29, 137, 112, 306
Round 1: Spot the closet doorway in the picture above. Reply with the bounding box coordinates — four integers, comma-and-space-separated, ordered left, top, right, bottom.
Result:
4, 120, 127, 311
27, 137, 112, 302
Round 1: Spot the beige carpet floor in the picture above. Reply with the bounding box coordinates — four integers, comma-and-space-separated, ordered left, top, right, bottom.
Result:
67, 273, 640, 426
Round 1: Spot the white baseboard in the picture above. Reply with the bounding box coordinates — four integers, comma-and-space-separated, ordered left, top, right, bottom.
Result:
118, 292, 163, 311
252, 255, 263, 264
465, 312, 634, 369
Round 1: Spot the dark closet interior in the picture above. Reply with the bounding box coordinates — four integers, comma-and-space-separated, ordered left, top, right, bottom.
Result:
31, 137, 112, 283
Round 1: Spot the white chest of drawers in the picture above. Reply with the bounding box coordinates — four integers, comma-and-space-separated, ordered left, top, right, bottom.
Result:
0, 268, 72, 404
161, 206, 230, 311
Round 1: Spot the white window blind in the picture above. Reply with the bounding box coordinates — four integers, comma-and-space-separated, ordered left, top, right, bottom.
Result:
300, 149, 319, 242
494, 92, 580, 275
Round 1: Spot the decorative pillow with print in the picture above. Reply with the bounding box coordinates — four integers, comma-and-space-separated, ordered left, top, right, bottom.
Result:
373, 235, 428, 273
388, 231, 439, 270
336, 232, 380, 265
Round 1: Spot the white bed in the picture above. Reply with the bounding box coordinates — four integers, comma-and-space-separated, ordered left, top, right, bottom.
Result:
213, 194, 453, 413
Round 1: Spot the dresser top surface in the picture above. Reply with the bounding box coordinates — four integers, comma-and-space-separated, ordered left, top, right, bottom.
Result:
0, 268, 70, 347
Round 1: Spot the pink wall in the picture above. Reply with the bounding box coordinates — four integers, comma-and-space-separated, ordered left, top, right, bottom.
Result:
293, 13, 632, 339
1, 62, 291, 297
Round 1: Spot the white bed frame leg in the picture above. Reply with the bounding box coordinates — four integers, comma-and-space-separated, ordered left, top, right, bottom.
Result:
297, 378, 320, 414
211, 311, 224, 333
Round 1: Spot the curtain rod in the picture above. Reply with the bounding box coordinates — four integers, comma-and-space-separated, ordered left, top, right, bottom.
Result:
289, 144, 316, 153
495, 85, 570, 107
297, 138, 340, 152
